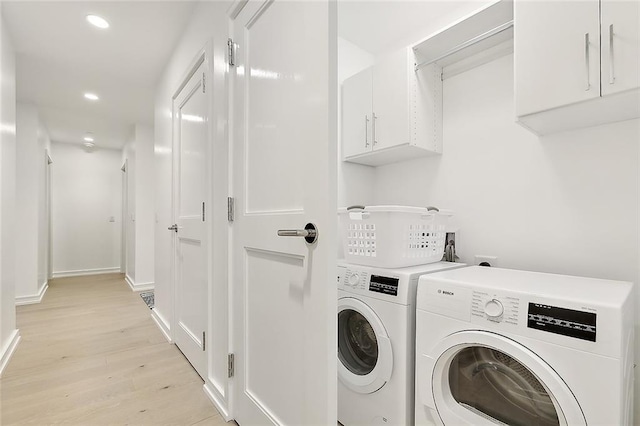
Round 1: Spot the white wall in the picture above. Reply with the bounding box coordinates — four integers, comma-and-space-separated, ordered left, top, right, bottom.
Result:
122, 123, 155, 290
15, 104, 38, 299
15, 103, 51, 303
375, 54, 639, 282
0, 12, 19, 375
154, 0, 230, 417
37, 120, 51, 292
122, 129, 136, 282
50, 142, 122, 277
134, 124, 154, 287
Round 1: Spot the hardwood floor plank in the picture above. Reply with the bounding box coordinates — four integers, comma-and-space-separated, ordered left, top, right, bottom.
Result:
0, 274, 227, 425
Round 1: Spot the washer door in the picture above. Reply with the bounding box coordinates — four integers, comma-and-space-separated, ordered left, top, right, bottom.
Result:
338, 297, 393, 394
419, 331, 586, 426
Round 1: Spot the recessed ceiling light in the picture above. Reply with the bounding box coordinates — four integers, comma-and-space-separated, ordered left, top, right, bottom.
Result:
84, 136, 94, 142
84, 141, 95, 148
86, 14, 109, 29
84, 93, 99, 101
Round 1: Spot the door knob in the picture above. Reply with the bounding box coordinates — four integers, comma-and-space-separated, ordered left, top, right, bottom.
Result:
168, 224, 178, 232
277, 223, 318, 244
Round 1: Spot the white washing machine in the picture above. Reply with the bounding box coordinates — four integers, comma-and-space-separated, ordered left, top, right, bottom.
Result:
337, 261, 467, 426
414, 266, 635, 426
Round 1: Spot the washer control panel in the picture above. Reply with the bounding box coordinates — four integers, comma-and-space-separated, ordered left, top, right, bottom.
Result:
340, 268, 400, 298
471, 290, 520, 325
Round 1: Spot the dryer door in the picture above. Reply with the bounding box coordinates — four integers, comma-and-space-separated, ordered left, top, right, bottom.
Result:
337, 297, 393, 394
419, 331, 586, 426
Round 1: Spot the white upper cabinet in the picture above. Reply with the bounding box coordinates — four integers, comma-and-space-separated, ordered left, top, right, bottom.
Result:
342, 67, 373, 159
601, 1, 640, 97
515, 0, 640, 135
341, 47, 442, 167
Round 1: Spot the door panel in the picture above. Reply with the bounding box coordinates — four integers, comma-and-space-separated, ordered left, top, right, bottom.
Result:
231, 0, 336, 424
342, 68, 372, 159
601, 0, 640, 97
173, 62, 207, 379
515, 0, 600, 116
245, 248, 305, 425
372, 49, 410, 150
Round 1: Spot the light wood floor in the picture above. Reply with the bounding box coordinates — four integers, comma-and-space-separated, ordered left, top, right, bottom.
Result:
0, 274, 227, 425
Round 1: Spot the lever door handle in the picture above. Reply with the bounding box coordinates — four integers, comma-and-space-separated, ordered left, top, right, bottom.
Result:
277, 223, 318, 244
168, 224, 178, 232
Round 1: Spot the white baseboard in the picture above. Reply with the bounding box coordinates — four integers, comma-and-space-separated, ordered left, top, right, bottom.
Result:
0, 330, 21, 377
52, 267, 122, 278
125, 274, 155, 292
16, 282, 49, 306
151, 309, 172, 343
203, 382, 232, 421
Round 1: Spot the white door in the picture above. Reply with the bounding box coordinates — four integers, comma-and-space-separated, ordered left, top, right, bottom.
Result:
600, 0, 640, 97
420, 331, 586, 426
372, 48, 410, 151
172, 61, 208, 379
514, 0, 600, 117
342, 68, 372, 159
230, 0, 337, 424
337, 296, 392, 394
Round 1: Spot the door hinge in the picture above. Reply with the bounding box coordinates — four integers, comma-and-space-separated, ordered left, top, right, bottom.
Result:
202, 331, 206, 351
227, 38, 235, 67
228, 353, 234, 378
202, 72, 206, 93
202, 202, 205, 222
227, 197, 234, 222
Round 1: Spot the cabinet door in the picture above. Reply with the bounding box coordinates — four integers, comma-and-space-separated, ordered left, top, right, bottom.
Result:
601, 0, 640, 97
342, 68, 373, 159
515, 0, 600, 116
372, 48, 410, 151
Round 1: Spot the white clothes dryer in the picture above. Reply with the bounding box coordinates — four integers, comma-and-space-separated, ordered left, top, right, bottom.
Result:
337, 261, 467, 426
414, 266, 635, 426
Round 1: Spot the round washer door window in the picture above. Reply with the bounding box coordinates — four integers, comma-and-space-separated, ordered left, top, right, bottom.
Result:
337, 297, 392, 394
428, 331, 586, 426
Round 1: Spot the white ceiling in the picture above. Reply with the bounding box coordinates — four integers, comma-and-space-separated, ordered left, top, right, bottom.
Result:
337, 1, 488, 56
2, 1, 197, 149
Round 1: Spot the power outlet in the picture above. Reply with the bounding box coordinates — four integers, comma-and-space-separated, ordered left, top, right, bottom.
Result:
475, 255, 498, 267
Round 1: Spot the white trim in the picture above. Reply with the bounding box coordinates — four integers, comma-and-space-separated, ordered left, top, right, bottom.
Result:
52, 267, 121, 278
125, 274, 155, 292
203, 382, 232, 421
0, 330, 21, 377
16, 282, 49, 306
151, 310, 172, 343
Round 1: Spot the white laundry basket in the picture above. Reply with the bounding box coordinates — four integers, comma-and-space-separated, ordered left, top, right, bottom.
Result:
338, 205, 451, 268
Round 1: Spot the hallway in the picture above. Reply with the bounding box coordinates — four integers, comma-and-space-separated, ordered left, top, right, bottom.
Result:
0, 274, 225, 425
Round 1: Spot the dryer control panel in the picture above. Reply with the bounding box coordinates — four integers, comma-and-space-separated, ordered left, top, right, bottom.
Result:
472, 290, 521, 325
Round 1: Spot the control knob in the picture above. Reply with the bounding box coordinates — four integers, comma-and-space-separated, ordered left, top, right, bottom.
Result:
484, 299, 504, 319
347, 273, 360, 287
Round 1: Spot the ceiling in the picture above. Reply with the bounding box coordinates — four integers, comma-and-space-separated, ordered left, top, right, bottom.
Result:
2, 1, 197, 149
337, 1, 487, 56
2, 1, 491, 150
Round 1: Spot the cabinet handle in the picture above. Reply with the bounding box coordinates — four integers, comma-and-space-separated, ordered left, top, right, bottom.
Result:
372, 112, 378, 146
584, 33, 591, 91
609, 24, 615, 84
364, 115, 370, 147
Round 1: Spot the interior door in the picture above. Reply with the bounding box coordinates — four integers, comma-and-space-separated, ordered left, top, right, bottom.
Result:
172, 61, 208, 379
230, 0, 337, 424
